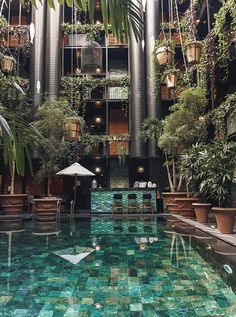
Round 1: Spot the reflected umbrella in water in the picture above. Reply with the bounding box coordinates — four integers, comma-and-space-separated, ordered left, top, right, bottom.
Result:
0, 217, 25, 292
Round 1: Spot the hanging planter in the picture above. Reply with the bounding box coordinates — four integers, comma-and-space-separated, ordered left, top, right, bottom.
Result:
164, 70, 178, 89
185, 41, 202, 64
0, 55, 16, 73
156, 46, 174, 67
64, 117, 81, 141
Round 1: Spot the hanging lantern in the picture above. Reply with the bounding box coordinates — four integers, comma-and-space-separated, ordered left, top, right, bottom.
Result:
1, 55, 16, 73
156, 46, 173, 67
185, 41, 202, 64
81, 41, 102, 73
64, 117, 81, 141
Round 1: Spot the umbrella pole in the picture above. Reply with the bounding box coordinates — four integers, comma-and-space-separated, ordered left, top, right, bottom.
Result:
73, 174, 77, 214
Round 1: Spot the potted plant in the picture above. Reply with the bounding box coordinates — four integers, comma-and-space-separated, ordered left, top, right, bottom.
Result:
180, 0, 202, 64
154, 39, 175, 67
184, 141, 236, 233
163, 67, 179, 89
185, 40, 203, 64
181, 144, 212, 223
0, 74, 46, 213
34, 99, 78, 199
0, 55, 16, 73
139, 87, 207, 213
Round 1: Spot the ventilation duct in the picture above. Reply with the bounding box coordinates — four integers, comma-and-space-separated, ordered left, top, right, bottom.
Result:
129, 0, 145, 158
145, 0, 161, 157
30, 0, 46, 106
45, 1, 62, 98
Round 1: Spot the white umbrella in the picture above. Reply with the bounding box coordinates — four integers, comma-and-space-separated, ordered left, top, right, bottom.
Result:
56, 163, 95, 211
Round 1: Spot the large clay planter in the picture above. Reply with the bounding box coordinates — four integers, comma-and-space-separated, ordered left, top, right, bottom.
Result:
185, 41, 202, 64
192, 203, 212, 223
166, 203, 181, 214
162, 192, 189, 205
212, 207, 236, 234
0, 194, 27, 213
34, 197, 61, 214
156, 46, 173, 67
175, 197, 200, 219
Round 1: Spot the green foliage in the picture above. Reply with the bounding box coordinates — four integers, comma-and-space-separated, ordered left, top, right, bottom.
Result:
138, 118, 163, 144
21, 0, 143, 42
153, 39, 175, 89
61, 23, 112, 41
210, 92, 236, 137
182, 141, 236, 207
139, 87, 207, 192
60, 76, 130, 114
34, 99, 76, 140
34, 99, 77, 190
214, 0, 236, 81
0, 16, 8, 32
159, 87, 207, 154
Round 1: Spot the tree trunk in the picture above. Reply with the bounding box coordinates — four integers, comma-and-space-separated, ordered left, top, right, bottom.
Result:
47, 176, 51, 197
165, 152, 175, 192
10, 160, 15, 195
172, 154, 176, 191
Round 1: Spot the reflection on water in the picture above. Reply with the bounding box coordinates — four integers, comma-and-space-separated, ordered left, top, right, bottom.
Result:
0, 217, 236, 316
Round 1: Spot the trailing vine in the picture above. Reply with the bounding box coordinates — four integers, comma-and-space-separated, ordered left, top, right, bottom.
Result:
61, 23, 112, 41
60, 75, 130, 115
214, 0, 236, 82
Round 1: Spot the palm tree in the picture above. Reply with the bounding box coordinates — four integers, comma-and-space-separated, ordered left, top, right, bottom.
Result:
22, 0, 143, 41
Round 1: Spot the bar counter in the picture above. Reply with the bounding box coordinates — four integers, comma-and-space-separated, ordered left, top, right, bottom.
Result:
90, 188, 158, 213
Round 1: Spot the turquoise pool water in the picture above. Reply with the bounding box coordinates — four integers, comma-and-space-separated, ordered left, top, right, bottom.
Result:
0, 217, 236, 316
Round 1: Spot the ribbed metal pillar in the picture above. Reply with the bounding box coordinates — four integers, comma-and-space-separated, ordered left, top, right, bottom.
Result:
145, 0, 161, 157
129, 0, 146, 158
30, 0, 46, 107
45, 1, 62, 98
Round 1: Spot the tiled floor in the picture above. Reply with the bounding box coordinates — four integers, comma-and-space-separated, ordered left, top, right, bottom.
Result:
0, 217, 236, 316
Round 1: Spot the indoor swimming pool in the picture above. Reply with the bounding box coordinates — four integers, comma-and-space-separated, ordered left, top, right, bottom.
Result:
0, 217, 236, 317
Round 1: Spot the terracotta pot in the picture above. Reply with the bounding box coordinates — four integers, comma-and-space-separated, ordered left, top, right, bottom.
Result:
185, 41, 202, 64
64, 117, 80, 141
164, 72, 177, 89
166, 203, 181, 214
34, 198, 61, 214
192, 203, 212, 223
212, 207, 236, 234
0, 194, 27, 214
162, 192, 189, 205
175, 197, 200, 219
156, 46, 173, 66
1, 55, 15, 72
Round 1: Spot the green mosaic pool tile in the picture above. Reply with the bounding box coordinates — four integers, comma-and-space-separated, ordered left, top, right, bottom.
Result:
38, 310, 54, 317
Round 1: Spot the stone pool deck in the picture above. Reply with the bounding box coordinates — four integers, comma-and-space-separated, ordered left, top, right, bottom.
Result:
170, 213, 236, 248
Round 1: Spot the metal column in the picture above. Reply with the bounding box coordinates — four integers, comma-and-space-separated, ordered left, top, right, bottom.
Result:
145, 0, 161, 157
129, 0, 146, 158
45, 1, 62, 98
30, 0, 46, 107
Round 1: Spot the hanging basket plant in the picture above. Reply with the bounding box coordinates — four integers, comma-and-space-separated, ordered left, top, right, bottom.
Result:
0, 55, 16, 73
185, 41, 202, 64
155, 39, 175, 67
64, 117, 82, 141
163, 69, 178, 89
